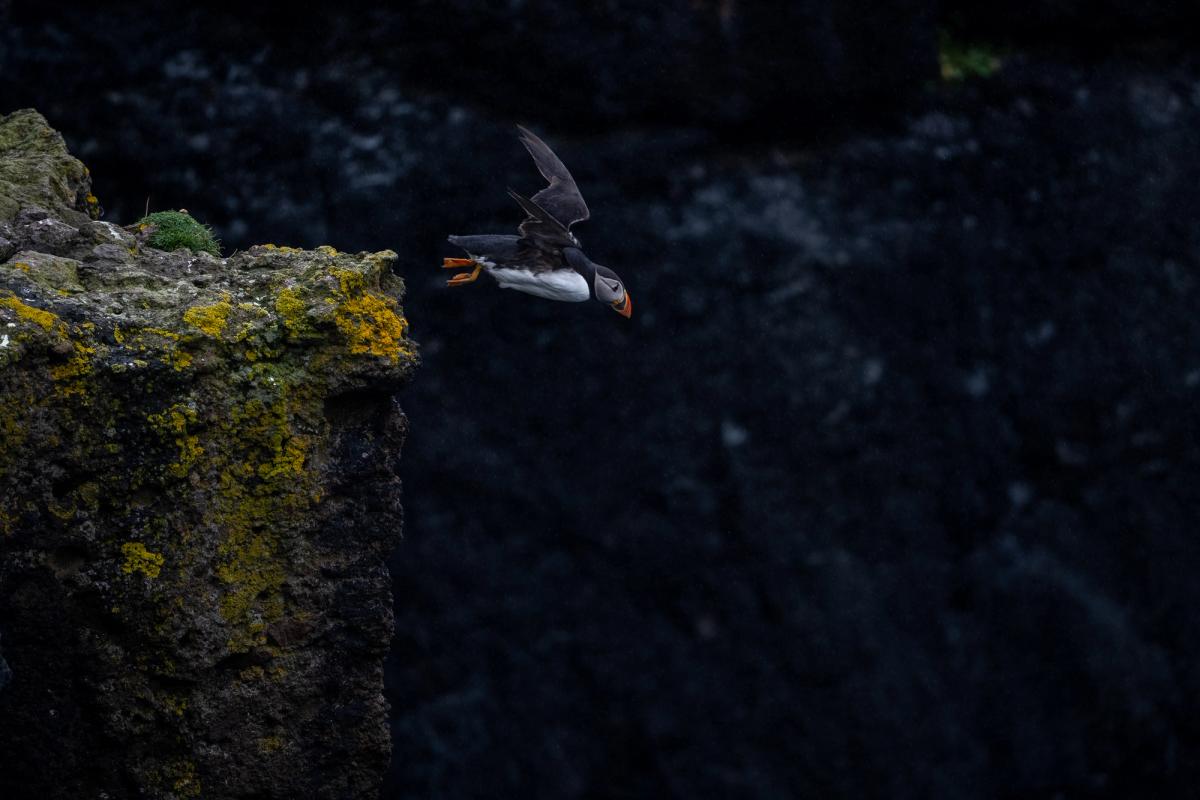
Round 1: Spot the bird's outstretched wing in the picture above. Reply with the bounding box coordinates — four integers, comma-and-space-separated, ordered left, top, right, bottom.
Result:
517, 125, 590, 229
509, 188, 575, 271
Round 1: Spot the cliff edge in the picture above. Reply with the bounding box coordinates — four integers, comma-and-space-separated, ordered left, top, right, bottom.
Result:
0, 109, 416, 798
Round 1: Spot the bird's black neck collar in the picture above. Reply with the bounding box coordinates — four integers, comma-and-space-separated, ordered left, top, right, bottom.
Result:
563, 247, 597, 298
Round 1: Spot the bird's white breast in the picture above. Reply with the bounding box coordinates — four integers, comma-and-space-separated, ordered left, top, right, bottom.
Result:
487, 267, 590, 303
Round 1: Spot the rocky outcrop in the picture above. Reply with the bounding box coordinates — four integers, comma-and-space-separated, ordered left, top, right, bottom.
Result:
0, 110, 416, 798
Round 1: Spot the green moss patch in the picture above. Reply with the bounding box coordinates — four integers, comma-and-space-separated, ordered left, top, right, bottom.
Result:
137, 210, 221, 256
938, 30, 1004, 82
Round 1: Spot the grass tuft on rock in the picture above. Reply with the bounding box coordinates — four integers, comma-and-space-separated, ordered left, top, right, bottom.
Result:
138, 210, 221, 256
938, 30, 1003, 82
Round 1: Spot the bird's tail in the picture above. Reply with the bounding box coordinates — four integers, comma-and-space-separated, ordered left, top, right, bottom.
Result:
447, 234, 520, 256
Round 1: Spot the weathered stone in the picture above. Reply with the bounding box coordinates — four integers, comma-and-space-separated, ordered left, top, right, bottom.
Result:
0, 109, 416, 798
14, 208, 80, 253
0, 109, 97, 225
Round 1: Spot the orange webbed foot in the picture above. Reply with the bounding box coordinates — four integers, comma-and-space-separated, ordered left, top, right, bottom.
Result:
446, 265, 482, 286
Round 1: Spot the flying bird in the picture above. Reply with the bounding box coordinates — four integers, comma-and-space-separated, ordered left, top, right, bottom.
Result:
443, 125, 632, 319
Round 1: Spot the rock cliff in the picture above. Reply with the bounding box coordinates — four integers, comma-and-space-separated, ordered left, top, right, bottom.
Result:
0, 109, 416, 798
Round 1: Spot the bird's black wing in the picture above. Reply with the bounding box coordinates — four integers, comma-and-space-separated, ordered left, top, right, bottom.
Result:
517, 125, 590, 229
508, 188, 576, 272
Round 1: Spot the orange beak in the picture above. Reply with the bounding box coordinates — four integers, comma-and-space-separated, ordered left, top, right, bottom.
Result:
612, 292, 632, 319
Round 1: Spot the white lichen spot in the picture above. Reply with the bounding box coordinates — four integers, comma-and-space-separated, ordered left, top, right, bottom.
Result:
0, 334, 8, 348
97, 222, 124, 240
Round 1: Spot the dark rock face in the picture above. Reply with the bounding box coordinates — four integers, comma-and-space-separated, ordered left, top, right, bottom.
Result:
371, 1, 936, 128
4, 5, 1200, 800
0, 110, 416, 799
389, 59, 1200, 797
0, 634, 10, 692
0, 1, 934, 132
948, 0, 1200, 41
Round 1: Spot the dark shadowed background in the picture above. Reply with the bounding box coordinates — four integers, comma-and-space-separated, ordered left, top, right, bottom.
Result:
3, 1, 1200, 797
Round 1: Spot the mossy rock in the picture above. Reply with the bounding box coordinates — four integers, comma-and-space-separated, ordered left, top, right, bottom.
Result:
0, 108, 417, 798
0, 108, 98, 225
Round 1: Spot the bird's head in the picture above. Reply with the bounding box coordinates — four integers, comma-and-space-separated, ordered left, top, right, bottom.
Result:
593, 264, 632, 319
564, 247, 632, 319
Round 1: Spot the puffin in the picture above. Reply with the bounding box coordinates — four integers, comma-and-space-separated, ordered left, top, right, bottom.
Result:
443, 125, 632, 319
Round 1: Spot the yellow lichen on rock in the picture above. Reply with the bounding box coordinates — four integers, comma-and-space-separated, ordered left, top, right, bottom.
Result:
162, 695, 188, 717
166, 759, 201, 799
215, 520, 286, 636
274, 286, 311, 337
205, 384, 319, 649
0, 292, 60, 332
121, 542, 164, 579
170, 350, 194, 371
0, 293, 96, 396
258, 733, 286, 754
330, 267, 410, 363
257, 433, 309, 482
147, 404, 202, 478
114, 325, 194, 371
182, 296, 232, 338
48, 338, 95, 397
335, 292, 409, 362
143, 371, 317, 650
